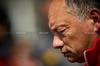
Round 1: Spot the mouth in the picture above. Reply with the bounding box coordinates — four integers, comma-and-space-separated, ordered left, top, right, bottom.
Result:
64, 53, 69, 57
63, 52, 70, 57
62, 51, 74, 57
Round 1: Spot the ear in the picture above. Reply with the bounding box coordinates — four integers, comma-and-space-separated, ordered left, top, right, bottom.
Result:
89, 8, 100, 33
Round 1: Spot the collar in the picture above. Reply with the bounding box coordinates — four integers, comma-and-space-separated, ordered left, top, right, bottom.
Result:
84, 38, 100, 66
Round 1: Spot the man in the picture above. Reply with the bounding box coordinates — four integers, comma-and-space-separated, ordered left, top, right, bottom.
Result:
49, 0, 100, 66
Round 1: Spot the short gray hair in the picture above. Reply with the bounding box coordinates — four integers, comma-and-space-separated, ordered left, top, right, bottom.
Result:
66, 0, 100, 21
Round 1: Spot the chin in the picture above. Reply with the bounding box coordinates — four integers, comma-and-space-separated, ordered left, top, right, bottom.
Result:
67, 57, 77, 63
67, 57, 85, 63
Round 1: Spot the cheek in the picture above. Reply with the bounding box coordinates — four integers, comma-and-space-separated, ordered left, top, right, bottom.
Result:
63, 30, 90, 56
63, 23, 93, 56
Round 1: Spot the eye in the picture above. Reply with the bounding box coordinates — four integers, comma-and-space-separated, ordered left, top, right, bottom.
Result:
56, 29, 65, 34
56, 28, 66, 36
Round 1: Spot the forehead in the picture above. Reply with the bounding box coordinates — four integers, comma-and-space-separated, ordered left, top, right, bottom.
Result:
49, 0, 68, 27
49, 0, 67, 18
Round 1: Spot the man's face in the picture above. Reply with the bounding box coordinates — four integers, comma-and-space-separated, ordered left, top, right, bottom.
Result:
49, 0, 97, 63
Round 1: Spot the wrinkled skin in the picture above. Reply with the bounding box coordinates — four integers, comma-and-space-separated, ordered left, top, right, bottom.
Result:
49, 0, 99, 63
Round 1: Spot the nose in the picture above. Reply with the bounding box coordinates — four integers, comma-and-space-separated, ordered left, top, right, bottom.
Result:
53, 35, 64, 49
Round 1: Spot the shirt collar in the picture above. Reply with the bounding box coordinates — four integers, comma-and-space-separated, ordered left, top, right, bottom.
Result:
84, 38, 100, 66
